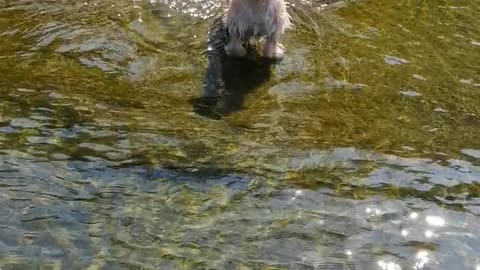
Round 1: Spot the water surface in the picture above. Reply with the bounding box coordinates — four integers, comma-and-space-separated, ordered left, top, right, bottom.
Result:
1, 0, 480, 269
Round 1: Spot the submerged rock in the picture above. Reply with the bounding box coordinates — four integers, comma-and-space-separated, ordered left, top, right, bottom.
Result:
399, 90, 422, 97
384, 55, 409, 65
471, 41, 480, 46
78, 143, 115, 152
434, 107, 448, 113
17, 88, 36, 93
268, 82, 317, 100
461, 149, 480, 159
323, 77, 367, 90
10, 118, 42, 129
459, 79, 473, 84
412, 74, 427, 81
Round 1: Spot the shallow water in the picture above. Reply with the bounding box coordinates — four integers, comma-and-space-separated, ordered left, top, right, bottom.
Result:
1, 0, 480, 269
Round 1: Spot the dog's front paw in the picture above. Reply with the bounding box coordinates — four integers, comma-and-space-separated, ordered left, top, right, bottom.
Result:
226, 41, 247, 57
263, 43, 284, 59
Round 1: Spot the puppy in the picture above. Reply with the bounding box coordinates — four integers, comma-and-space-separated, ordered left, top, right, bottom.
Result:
225, 0, 291, 59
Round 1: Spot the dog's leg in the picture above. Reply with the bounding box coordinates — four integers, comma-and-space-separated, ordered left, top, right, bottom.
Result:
225, 35, 247, 57
264, 33, 284, 59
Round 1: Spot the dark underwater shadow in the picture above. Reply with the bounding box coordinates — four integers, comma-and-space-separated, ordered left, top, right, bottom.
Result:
191, 18, 277, 120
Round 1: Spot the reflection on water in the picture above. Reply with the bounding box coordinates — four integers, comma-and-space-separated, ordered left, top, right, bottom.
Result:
193, 53, 273, 119
1, 0, 480, 269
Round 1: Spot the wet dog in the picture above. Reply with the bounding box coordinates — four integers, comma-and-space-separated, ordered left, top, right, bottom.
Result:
193, 18, 272, 119
225, 0, 291, 59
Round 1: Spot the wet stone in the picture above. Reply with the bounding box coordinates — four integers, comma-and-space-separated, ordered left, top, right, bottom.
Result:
79, 57, 114, 72
0, 126, 18, 134
10, 118, 41, 129
434, 107, 448, 113
399, 90, 422, 97
51, 153, 70, 160
104, 151, 130, 161
55, 37, 108, 54
333, 57, 349, 67
74, 106, 90, 112
30, 115, 53, 121
274, 47, 311, 78
94, 104, 108, 110
78, 143, 115, 152
459, 79, 473, 84
17, 88, 36, 93
384, 55, 409, 65
471, 41, 480, 46
268, 82, 317, 100
48, 92, 64, 99
324, 77, 367, 90
80, 129, 117, 138
461, 149, 480, 159
26, 136, 58, 145
412, 74, 427, 80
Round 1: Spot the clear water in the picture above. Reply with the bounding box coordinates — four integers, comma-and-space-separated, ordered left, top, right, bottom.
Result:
1, 0, 480, 269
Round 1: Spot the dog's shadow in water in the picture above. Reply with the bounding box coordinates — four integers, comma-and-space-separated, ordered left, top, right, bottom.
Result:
191, 50, 275, 120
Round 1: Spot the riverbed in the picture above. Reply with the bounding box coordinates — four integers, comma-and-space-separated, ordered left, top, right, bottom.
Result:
1, 0, 480, 269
